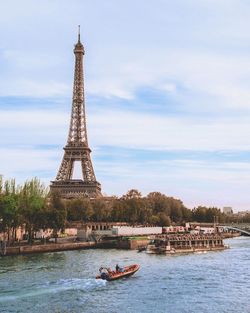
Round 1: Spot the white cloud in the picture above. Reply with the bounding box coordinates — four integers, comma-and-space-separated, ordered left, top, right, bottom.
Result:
2, 49, 64, 70
158, 83, 176, 93
0, 110, 68, 145
89, 108, 250, 151
88, 49, 250, 110
0, 0, 250, 110
87, 81, 134, 100
0, 79, 70, 97
1, 107, 250, 151
0, 147, 59, 180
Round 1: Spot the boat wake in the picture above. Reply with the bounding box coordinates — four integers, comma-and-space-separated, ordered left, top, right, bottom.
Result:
194, 251, 207, 254
0, 278, 106, 302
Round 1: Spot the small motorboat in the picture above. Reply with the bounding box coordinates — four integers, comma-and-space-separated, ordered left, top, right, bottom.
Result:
96, 264, 140, 281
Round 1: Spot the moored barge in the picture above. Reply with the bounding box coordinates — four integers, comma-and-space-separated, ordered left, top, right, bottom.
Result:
147, 234, 229, 254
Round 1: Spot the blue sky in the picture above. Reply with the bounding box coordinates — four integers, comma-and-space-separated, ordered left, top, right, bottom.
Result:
1, 0, 250, 210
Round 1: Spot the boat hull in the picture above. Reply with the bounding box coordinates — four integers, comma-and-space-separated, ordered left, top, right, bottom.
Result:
96, 264, 140, 281
146, 245, 229, 254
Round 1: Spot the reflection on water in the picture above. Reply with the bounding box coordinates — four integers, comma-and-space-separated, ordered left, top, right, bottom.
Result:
0, 237, 249, 313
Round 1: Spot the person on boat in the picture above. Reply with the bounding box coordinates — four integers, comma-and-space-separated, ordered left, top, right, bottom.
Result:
107, 268, 113, 275
99, 267, 112, 280
116, 264, 124, 273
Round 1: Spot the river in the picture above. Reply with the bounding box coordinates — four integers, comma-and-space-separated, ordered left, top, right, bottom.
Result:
0, 237, 249, 313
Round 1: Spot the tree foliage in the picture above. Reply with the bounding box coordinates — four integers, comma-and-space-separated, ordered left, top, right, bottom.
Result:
192, 206, 224, 223
0, 179, 19, 240
47, 192, 67, 242
0, 178, 66, 244
18, 178, 48, 243
67, 197, 93, 221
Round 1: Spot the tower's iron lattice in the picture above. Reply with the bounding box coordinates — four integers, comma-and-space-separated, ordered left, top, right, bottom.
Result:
50, 28, 102, 198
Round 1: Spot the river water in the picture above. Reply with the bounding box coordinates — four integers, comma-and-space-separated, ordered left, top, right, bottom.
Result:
0, 237, 249, 313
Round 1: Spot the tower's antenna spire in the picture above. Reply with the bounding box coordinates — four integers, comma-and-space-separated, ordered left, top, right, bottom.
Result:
78, 25, 81, 42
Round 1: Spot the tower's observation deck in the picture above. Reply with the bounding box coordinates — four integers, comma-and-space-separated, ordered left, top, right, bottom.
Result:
50, 28, 102, 198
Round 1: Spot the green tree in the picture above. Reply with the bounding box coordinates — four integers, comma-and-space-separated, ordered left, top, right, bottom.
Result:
148, 215, 160, 225
110, 199, 129, 222
18, 178, 47, 244
0, 175, 3, 194
157, 212, 171, 226
192, 206, 222, 223
92, 199, 111, 222
122, 189, 142, 200
181, 206, 192, 222
0, 179, 20, 242
120, 189, 145, 223
67, 198, 93, 221
47, 192, 67, 243
147, 192, 171, 216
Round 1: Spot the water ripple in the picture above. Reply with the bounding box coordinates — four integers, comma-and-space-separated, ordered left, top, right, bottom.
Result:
0, 237, 249, 313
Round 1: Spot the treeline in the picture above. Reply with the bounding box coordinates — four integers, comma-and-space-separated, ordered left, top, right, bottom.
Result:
67, 189, 191, 226
0, 177, 66, 243
66, 190, 232, 225
0, 177, 244, 243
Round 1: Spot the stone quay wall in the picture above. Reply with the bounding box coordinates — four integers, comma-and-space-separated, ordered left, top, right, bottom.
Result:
3, 242, 96, 256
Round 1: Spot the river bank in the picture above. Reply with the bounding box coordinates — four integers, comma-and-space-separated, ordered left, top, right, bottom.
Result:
0, 232, 238, 256
2, 241, 96, 256
1, 237, 150, 256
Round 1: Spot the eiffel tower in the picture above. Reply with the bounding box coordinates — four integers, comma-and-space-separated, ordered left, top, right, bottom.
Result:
50, 27, 102, 198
